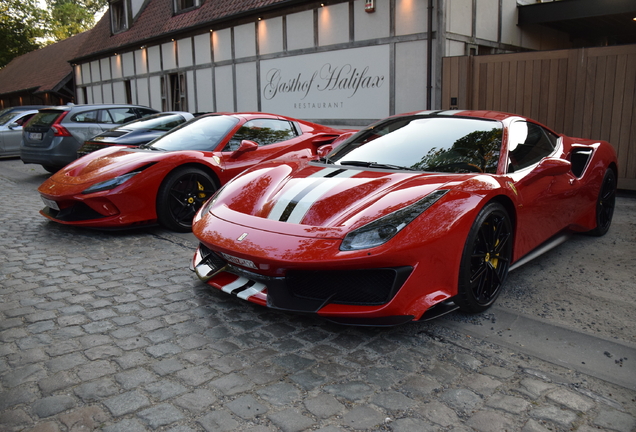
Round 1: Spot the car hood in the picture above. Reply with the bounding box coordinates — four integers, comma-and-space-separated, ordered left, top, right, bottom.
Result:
51, 147, 168, 186
210, 161, 472, 233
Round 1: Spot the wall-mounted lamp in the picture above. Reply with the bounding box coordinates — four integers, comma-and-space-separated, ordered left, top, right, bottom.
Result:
140, 45, 147, 49
258, 17, 262, 21
320, 3, 324, 7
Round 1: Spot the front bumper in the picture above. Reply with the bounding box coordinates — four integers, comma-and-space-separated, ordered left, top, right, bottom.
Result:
191, 243, 416, 325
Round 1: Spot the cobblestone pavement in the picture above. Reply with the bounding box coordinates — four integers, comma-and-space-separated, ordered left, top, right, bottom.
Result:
1, 173, 636, 432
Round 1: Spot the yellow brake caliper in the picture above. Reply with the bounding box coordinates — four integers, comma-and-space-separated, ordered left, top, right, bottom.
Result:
197, 181, 207, 200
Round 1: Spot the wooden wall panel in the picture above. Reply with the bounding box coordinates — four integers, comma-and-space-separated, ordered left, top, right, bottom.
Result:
442, 45, 636, 189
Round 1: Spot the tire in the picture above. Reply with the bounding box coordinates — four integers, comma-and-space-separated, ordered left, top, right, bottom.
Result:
586, 168, 616, 237
456, 202, 513, 313
42, 165, 61, 173
156, 167, 217, 232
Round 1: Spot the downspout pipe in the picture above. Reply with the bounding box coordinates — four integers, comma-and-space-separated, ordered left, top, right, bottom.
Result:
426, 0, 433, 109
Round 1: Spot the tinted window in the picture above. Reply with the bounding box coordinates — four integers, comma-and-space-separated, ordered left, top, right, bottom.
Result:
25, 111, 64, 128
507, 121, 558, 172
0, 113, 18, 126
72, 110, 100, 123
137, 108, 158, 117
123, 113, 186, 131
107, 108, 138, 124
148, 115, 239, 151
222, 119, 297, 151
329, 116, 503, 174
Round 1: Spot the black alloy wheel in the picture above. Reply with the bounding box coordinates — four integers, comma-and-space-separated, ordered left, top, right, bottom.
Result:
456, 202, 513, 313
156, 167, 217, 232
587, 168, 616, 237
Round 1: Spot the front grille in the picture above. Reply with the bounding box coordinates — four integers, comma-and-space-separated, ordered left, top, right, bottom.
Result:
285, 267, 411, 306
199, 244, 227, 272
43, 202, 105, 222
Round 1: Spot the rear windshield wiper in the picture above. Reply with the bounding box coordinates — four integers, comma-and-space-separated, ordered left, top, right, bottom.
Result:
339, 160, 416, 171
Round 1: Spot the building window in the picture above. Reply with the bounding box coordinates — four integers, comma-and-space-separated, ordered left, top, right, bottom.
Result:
174, 0, 200, 14
161, 73, 187, 111
111, 0, 129, 33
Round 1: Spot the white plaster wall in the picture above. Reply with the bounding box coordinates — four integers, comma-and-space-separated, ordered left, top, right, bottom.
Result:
100, 58, 111, 81
149, 76, 162, 110
446, 39, 466, 56
235, 62, 257, 112
394, 40, 427, 114
234, 23, 256, 59
178, 38, 193, 68
213, 28, 233, 62
131, 0, 144, 18
396, 0, 428, 36
194, 33, 212, 65
112, 81, 126, 103
122, 52, 135, 77
76, 88, 85, 104
447, 0, 472, 37
162, 42, 177, 70
215, 65, 234, 111
148, 46, 162, 73
90, 60, 101, 82
318, 3, 349, 46
75, 65, 83, 86
136, 78, 150, 107
475, 0, 498, 42
102, 83, 114, 103
258, 17, 283, 55
287, 10, 314, 51
354, 0, 390, 41
135, 50, 148, 75
196, 68, 214, 112
81, 64, 91, 84
92, 85, 103, 103
186, 70, 195, 112
500, 0, 520, 46
112, 55, 123, 79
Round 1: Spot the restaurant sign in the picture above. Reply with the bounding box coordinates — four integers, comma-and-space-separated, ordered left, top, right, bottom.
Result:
260, 45, 390, 119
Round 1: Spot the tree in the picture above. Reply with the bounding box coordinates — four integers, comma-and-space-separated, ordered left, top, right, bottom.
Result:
46, 0, 108, 41
0, 0, 47, 68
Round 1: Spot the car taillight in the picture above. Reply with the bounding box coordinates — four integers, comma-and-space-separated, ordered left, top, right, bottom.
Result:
51, 112, 72, 137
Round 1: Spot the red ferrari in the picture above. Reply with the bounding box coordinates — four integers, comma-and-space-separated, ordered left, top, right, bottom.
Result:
38, 113, 352, 232
191, 110, 618, 325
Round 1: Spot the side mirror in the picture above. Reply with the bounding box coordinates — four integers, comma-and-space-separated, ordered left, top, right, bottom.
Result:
230, 140, 258, 159
7, 122, 20, 130
317, 144, 333, 159
519, 158, 571, 185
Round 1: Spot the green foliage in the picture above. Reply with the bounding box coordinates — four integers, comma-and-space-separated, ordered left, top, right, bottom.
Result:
0, 0, 47, 68
0, 0, 108, 67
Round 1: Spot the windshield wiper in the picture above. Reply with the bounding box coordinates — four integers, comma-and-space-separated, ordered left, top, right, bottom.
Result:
339, 160, 416, 171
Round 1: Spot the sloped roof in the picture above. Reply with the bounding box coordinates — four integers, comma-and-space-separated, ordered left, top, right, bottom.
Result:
74, 0, 297, 61
0, 31, 92, 96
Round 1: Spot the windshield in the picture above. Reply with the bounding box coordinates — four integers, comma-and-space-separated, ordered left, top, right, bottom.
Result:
122, 113, 187, 132
329, 116, 503, 174
148, 115, 239, 151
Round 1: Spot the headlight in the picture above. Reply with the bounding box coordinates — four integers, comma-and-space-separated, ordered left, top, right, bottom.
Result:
340, 189, 449, 251
82, 172, 139, 194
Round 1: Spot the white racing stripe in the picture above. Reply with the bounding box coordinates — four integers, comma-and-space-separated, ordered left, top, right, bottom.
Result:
268, 168, 357, 223
221, 276, 250, 293
236, 282, 267, 300
285, 169, 358, 223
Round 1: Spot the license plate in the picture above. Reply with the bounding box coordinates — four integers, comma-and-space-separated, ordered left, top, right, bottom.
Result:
29, 132, 43, 140
220, 252, 257, 269
41, 197, 59, 211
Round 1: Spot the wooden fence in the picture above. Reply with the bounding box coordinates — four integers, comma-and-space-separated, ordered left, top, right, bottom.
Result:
442, 45, 636, 190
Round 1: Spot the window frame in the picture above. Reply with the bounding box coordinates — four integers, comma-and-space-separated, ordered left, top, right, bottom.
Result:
110, 0, 130, 34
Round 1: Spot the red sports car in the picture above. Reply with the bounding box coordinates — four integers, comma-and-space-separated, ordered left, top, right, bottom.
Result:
38, 113, 352, 232
191, 110, 618, 325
